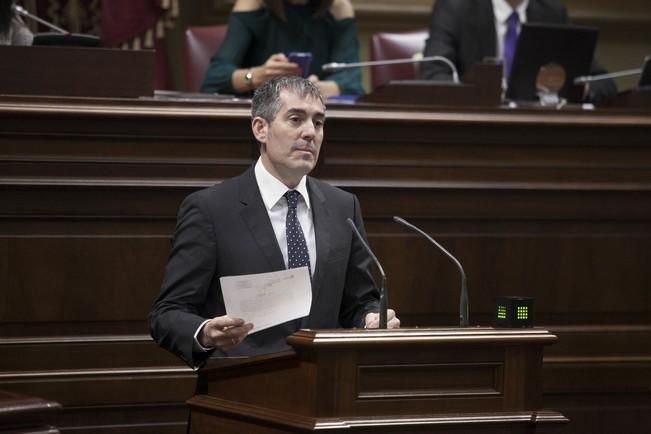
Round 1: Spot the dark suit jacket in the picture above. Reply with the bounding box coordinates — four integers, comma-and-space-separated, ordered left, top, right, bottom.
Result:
149, 165, 380, 367
421, 0, 616, 102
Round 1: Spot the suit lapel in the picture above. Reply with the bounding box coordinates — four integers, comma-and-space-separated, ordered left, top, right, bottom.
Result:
238, 166, 286, 272
301, 178, 332, 327
237, 169, 328, 329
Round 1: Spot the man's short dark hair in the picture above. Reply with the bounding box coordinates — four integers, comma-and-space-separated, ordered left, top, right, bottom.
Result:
251, 76, 325, 123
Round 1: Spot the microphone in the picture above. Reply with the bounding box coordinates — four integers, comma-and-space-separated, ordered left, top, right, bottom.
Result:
393, 216, 469, 327
574, 67, 643, 85
323, 55, 460, 84
346, 218, 388, 329
12, 4, 69, 34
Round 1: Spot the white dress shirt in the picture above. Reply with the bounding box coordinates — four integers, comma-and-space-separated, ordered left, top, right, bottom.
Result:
254, 158, 317, 275
492, 0, 529, 60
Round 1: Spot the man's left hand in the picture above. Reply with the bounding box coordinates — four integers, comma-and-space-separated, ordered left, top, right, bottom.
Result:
365, 309, 400, 329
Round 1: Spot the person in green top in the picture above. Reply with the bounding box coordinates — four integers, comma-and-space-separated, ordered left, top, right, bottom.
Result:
200, 0, 364, 97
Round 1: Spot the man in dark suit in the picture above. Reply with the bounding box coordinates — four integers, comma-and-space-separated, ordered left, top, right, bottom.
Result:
421, 0, 616, 102
149, 76, 399, 368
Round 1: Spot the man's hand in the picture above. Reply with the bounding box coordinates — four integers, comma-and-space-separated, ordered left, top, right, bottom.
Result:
199, 315, 254, 350
364, 309, 400, 329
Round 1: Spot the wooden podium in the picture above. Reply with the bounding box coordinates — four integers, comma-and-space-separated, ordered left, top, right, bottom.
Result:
188, 328, 567, 433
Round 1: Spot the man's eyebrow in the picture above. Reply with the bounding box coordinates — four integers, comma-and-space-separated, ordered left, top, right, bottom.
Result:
286, 108, 326, 118
285, 108, 307, 116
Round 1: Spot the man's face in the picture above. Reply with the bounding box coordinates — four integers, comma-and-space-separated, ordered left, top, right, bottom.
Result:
253, 90, 325, 187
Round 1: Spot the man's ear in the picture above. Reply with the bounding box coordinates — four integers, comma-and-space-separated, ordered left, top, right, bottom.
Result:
251, 117, 268, 144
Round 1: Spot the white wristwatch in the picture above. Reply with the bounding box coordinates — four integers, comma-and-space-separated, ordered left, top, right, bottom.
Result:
244, 69, 253, 87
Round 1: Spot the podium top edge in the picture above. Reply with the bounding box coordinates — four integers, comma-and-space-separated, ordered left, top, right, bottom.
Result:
288, 326, 558, 347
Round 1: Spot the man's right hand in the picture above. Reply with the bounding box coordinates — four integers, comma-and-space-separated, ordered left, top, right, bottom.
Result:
199, 315, 254, 350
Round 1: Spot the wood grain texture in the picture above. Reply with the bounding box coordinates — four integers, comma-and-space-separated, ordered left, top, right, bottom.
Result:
0, 47, 154, 98
0, 390, 61, 433
190, 329, 563, 433
1, 95, 650, 433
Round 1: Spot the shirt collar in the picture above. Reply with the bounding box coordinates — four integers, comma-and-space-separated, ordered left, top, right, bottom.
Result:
254, 158, 311, 210
492, 0, 529, 24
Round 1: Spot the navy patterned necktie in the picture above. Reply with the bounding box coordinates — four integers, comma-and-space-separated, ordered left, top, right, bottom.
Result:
284, 190, 311, 274
503, 11, 520, 81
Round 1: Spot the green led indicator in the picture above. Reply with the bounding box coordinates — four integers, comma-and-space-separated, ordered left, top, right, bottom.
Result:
494, 296, 534, 328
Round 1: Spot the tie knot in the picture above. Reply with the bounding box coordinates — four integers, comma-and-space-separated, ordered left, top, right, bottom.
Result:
285, 190, 300, 209
507, 11, 519, 26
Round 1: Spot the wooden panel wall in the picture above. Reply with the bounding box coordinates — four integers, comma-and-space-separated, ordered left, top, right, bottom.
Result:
1, 96, 650, 433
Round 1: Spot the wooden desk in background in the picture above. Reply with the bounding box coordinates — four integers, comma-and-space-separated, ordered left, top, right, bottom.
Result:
0, 95, 650, 433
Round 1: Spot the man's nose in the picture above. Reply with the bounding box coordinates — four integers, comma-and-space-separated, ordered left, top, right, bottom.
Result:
300, 121, 316, 140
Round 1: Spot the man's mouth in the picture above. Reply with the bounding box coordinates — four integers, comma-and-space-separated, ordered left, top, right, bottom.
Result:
293, 145, 315, 155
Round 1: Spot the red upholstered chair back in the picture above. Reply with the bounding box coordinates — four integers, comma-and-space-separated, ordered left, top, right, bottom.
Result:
370, 30, 429, 90
183, 25, 228, 92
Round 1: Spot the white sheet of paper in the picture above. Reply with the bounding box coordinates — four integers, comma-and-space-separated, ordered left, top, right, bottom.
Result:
219, 266, 312, 334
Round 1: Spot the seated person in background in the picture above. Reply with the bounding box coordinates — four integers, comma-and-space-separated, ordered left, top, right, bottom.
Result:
421, 0, 617, 103
0, 0, 33, 45
201, 0, 364, 97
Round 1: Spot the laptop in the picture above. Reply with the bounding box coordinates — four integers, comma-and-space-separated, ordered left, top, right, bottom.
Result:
506, 23, 598, 102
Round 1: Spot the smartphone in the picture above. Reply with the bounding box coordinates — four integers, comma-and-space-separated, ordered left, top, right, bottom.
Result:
288, 52, 312, 77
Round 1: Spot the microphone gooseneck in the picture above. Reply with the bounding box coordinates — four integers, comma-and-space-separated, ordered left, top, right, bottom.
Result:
574, 68, 643, 85
346, 218, 387, 329
12, 4, 69, 34
322, 56, 461, 84
393, 216, 469, 327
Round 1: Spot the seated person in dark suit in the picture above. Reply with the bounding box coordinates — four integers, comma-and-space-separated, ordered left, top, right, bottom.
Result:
0, 0, 33, 45
201, 0, 364, 97
150, 76, 399, 369
421, 0, 617, 103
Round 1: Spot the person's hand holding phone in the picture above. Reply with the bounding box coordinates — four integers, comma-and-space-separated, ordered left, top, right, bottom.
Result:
248, 53, 301, 88
287, 52, 312, 77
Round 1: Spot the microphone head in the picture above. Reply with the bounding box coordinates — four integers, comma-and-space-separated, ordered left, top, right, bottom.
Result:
322, 62, 344, 72
574, 75, 589, 85
12, 4, 26, 15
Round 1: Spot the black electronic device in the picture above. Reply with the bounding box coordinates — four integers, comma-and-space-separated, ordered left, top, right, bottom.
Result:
494, 296, 534, 328
33, 32, 100, 47
507, 23, 598, 102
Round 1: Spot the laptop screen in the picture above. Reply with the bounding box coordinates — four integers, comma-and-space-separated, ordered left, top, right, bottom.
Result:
506, 23, 598, 102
